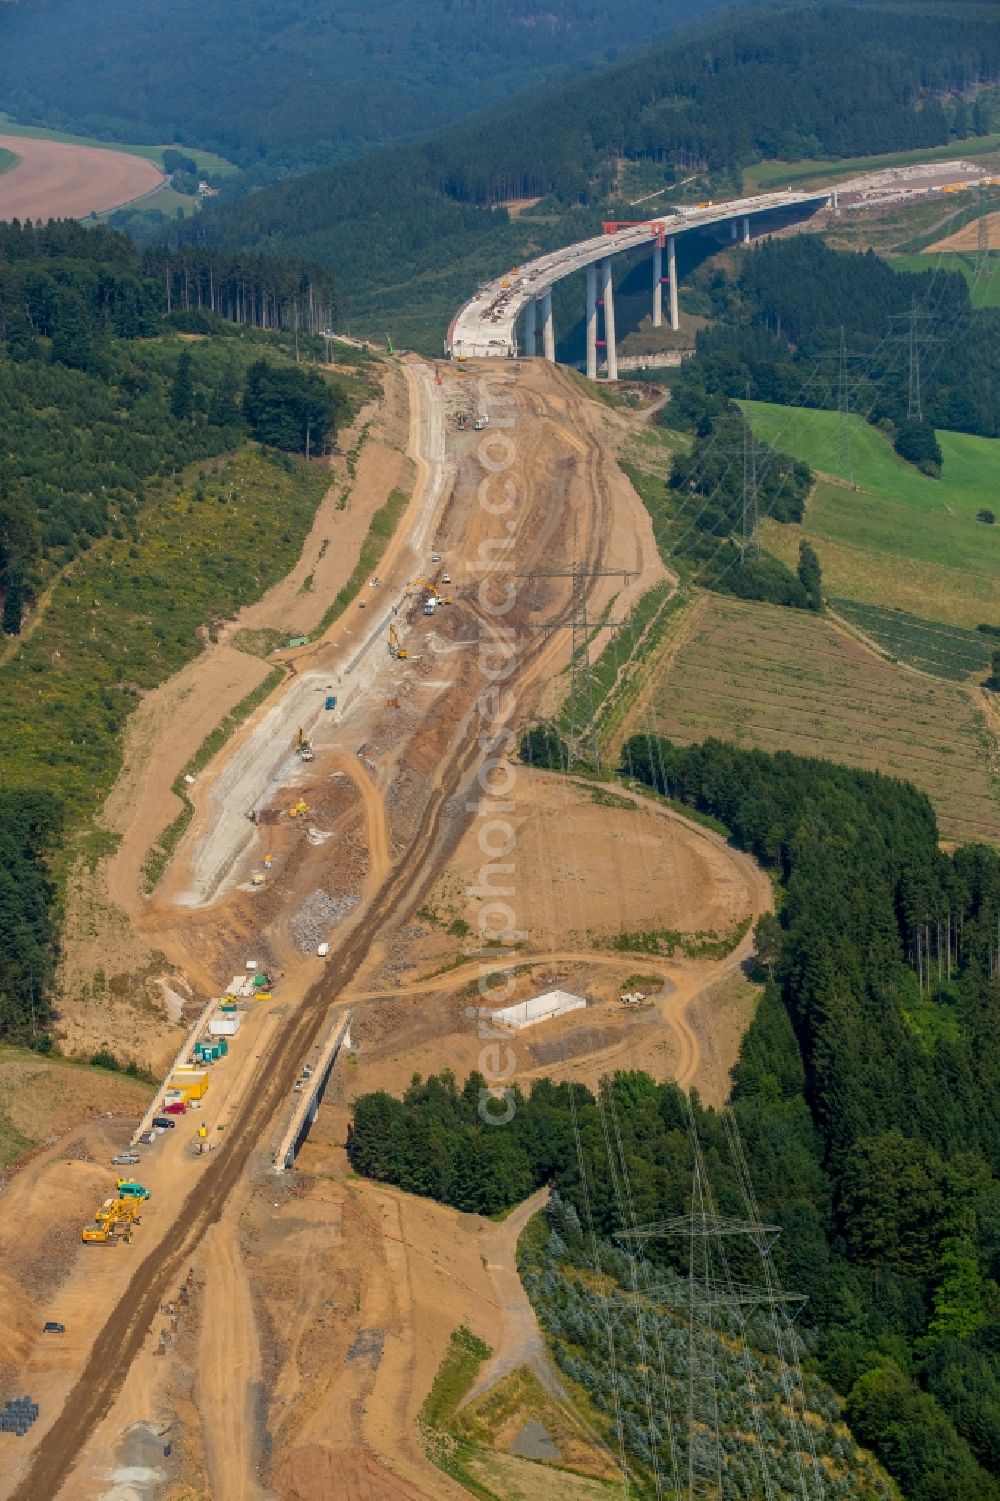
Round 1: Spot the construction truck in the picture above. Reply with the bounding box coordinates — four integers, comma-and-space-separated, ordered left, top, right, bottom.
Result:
295, 727, 315, 763
388, 625, 409, 660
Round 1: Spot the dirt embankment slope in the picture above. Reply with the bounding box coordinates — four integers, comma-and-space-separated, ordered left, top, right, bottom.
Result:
4, 358, 768, 1501
54, 364, 409, 1069
0, 134, 162, 219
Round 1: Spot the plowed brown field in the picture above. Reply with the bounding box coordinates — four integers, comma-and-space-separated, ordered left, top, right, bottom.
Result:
0, 134, 162, 220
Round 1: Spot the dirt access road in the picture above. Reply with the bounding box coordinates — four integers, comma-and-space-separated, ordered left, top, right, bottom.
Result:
0, 133, 162, 219
7, 356, 664, 1501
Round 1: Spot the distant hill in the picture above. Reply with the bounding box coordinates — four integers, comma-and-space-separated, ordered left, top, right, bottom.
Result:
0, 0, 737, 176
188, 0, 1000, 348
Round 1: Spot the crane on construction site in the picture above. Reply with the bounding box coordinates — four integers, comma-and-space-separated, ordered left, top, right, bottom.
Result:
388, 625, 409, 660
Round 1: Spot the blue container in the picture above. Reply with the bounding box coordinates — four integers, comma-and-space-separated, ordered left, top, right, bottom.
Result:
325, 696, 337, 711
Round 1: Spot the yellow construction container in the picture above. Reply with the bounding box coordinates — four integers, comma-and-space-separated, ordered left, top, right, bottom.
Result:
171, 1070, 208, 1100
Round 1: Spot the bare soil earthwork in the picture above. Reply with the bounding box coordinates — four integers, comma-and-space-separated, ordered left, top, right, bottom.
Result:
54, 365, 407, 1072
0, 133, 162, 219
1, 361, 769, 1501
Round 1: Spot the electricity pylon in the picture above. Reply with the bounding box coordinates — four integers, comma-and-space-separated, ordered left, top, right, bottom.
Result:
522, 559, 632, 769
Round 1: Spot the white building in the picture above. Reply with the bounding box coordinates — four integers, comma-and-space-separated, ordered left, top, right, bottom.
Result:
490, 990, 587, 1032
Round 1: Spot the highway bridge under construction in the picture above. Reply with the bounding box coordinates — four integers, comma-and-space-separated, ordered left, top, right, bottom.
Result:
447, 160, 993, 379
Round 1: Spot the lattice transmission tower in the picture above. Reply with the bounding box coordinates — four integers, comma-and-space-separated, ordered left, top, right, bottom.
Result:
615, 1114, 828, 1501
522, 557, 632, 769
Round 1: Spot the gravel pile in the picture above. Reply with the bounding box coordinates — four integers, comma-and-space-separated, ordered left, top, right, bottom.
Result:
290, 889, 358, 954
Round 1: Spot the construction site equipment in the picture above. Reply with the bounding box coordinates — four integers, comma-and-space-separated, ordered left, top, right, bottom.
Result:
82, 1223, 115, 1244
251, 871, 265, 887
423, 598, 437, 616
388, 625, 409, 660
325, 695, 337, 710
294, 727, 315, 762
288, 800, 309, 819
456, 411, 468, 430
386, 697, 400, 709
619, 990, 648, 1007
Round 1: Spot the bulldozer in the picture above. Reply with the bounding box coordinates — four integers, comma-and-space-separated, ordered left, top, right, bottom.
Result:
288, 800, 309, 820
388, 625, 409, 660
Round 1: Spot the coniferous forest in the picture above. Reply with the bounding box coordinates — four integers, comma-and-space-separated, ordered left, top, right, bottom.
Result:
671, 237, 1000, 441
189, 2, 1000, 340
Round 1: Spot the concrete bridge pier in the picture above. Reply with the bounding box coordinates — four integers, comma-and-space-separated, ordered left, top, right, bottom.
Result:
742, 215, 751, 244
586, 262, 598, 380
667, 235, 679, 332
524, 299, 537, 356
653, 241, 663, 328
601, 257, 618, 382
731, 220, 738, 240
541, 289, 555, 362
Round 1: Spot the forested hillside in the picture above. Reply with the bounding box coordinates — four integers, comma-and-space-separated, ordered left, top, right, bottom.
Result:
0, 221, 366, 1045
672, 236, 1000, 442
192, 1, 1000, 344
0, 0, 734, 177
353, 737, 1000, 1501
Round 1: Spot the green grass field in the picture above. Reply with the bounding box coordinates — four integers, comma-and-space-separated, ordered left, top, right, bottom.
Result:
891, 251, 1000, 308
743, 401, 1000, 626
0, 111, 236, 176
0, 145, 16, 176
745, 135, 1000, 192
639, 595, 1000, 844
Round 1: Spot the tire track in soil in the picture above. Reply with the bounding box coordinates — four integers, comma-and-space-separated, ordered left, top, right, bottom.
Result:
13, 690, 496, 1501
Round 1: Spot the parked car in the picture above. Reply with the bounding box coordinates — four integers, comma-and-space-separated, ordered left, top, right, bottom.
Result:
42, 1322, 65, 1334
111, 1153, 140, 1165
139, 1130, 156, 1145
152, 1116, 176, 1130
164, 1101, 186, 1116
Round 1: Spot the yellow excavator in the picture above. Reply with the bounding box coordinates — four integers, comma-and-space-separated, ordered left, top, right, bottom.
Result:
82, 1221, 115, 1244
288, 800, 309, 819
295, 727, 315, 762
388, 625, 409, 660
